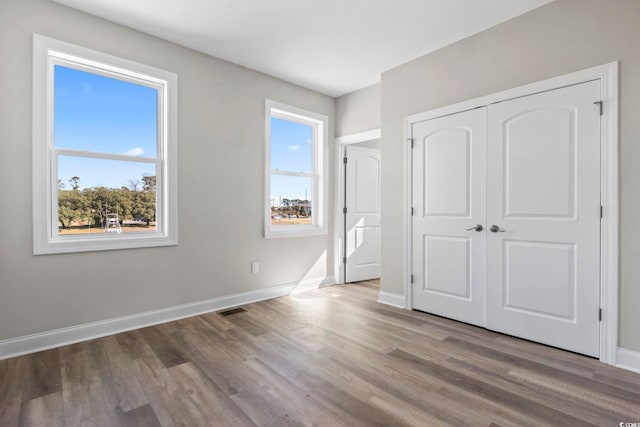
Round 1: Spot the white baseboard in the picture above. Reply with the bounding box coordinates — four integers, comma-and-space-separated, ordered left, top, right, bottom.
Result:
0, 277, 333, 361
377, 290, 406, 309
616, 347, 640, 374
291, 275, 335, 293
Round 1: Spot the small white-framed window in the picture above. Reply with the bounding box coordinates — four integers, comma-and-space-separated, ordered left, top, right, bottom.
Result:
265, 100, 328, 238
32, 34, 178, 255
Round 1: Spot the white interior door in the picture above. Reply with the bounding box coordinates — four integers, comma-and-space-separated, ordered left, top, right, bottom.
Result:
486, 80, 601, 357
411, 108, 486, 326
345, 146, 381, 282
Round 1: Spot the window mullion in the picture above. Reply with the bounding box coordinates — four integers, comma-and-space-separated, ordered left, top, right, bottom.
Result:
54, 148, 158, 164
270, 169, 313, 177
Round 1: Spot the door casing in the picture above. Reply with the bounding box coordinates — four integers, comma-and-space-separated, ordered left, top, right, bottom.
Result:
403, 62, 619, 365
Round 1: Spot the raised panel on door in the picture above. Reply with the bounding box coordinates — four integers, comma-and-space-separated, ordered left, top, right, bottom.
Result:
423, 235, 470, 298
346, 146, 381, 282
411, 108, 486, 326
504, 107, 575, 218
424, 129, 470, 217
486, 80, 601, 357
504, 241, 576, 319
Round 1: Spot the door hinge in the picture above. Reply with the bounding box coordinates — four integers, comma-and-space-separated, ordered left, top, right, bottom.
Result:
411, 207, 414, 216
343, 156, 348, 164
343, 207, 347, 214
410, 274, 414, 284
600, 205, 604, 219
408, 138, 414, 148
594, 100, 603, 116
343, 256, 347, 264
599, 308, 603, 321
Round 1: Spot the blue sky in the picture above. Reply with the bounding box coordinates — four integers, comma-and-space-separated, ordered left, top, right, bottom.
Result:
55, 64, 313, 205
270, 117, 313, 205
55, 65, 157, 189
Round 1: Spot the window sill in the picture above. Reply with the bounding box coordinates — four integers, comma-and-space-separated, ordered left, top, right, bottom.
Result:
264, 225, 327, 239
34, 233, 177, 255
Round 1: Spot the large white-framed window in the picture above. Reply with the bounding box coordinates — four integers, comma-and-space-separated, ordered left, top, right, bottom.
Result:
265, 100, 328, 238
33, 34, 178, 255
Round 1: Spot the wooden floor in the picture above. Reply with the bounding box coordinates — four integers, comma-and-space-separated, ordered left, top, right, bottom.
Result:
1, 280, 640, 426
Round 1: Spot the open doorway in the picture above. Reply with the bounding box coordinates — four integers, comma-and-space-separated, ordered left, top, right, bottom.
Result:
335, 130, 381, 284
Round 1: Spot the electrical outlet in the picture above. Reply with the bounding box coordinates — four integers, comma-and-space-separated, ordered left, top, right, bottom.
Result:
251, 261, 259, 274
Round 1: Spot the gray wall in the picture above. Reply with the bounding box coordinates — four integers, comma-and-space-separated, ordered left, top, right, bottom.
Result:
380, 0, 640, 351
0, 0, 335, 341
336, 83, 381, 137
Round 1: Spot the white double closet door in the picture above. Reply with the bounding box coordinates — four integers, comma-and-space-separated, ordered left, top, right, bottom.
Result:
411, 80, 601, 357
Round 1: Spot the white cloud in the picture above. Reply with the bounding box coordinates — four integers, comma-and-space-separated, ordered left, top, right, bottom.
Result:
125, 147, 144, 157
288, 144, 299, 151
82, 83, 92, 95
306, 139, 312, 144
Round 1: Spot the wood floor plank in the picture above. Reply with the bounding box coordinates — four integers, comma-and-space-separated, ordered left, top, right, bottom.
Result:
18, 392, 64, 427
225, 313, 271, 337
309, 380, 415, 427
313, 330, 529, 427
317, 351, 470, 426
388, 348, 600, 427
240, 357, 346, 426
139, 326, 189, 369
169, 362, 256, 427
508, 368, 640, 419
118, 403, 162, 427
171, 322, 309, 425
89, 336, 150, 413
2, 280, 640, 426
132, 354, 207, 427
0, 401, 20, 427
115, 330, 155, 360
245, 301, 510, 426
19, 349, 61, 402
0, 357, 23, 427
444, 335, 640, 403
445, 355, 628, 426
59, 346, 122, 426
199, 311, 236, 332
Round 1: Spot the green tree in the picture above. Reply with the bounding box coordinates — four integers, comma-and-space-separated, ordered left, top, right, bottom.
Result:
58, 189, 86, 229
127, 179, 140, 191
113, 188, 134, 224
86, 187, 114, 227
142, 175, 156, 192
132, 190, 156, 226
69, 176, 80, 190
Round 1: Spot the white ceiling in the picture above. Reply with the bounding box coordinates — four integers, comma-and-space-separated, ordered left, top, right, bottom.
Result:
52, 0, 554, 97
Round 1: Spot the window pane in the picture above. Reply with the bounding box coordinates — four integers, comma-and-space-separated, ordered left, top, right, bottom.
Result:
270, 174, 312, 225
54, 65, 158, 157
57, 156, 157, 235
270, 117, 313, 173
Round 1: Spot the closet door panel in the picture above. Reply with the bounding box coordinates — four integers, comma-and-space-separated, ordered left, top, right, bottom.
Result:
411, 108, 486, 327
486, 80, 601, 357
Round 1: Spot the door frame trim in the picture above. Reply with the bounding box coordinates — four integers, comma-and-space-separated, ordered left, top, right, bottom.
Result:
403, 62, 619, 365
334, 128, 381, 284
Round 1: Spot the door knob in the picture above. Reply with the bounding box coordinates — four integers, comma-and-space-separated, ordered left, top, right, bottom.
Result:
466, 224, 483, 232
490, 225, 507, 233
